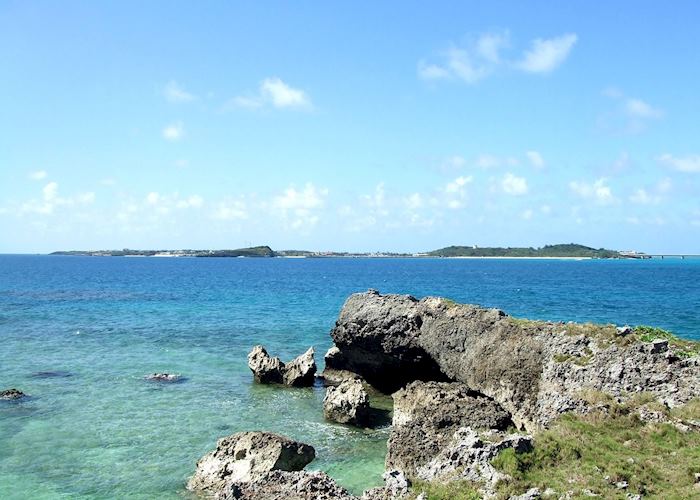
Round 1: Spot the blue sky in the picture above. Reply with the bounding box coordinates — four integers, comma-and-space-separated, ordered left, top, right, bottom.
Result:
1, 1, 700, 253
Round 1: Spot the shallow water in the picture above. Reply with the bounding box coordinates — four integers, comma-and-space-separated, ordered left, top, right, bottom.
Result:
1, 255, 699, 498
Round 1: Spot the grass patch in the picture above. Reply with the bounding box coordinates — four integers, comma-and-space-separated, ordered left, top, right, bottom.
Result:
633, 326, 700, 358
409, 479, 481, 500
491, 400, 700, 499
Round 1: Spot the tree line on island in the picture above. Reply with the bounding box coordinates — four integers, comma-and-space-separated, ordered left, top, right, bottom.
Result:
50, 243, 627, 259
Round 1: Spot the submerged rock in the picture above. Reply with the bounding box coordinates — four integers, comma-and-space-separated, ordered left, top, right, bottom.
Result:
386, 381, 512, 476
283, 347, 317, 387
219, 470, 355, 500
144, 373, 182, 383
31, 370, 73, 379
329, 291, 700, 430
323, 379, 371, 426
187, 431, 316, 496
0, 388, 26, 400
247, 345, 317, 387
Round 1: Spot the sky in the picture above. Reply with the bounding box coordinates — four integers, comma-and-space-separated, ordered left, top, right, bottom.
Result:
1, 1, 700, 253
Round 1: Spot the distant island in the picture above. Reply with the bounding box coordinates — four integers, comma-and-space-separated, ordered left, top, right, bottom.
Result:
50, 243, 650, 259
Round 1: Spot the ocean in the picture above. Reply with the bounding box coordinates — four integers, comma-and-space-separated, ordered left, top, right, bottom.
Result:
1, 255, 699, 499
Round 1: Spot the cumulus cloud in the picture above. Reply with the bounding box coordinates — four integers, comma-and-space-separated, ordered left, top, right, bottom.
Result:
228, 77, 311, 110
212, 199, 248, 221
657, 154, 700, 173
569, 178, 616, 205
525, 151, 545, 169
272, 183, 328, 230
164, 81, 196, 102
501, 173, 528, 195
601, 89, 663, 134
444, 176, 472, 208
20, 182, 95, 215
29, 170, 47, 180
162, 122, 184, 141
418, 32, 509, 84
516, 33, 578, 73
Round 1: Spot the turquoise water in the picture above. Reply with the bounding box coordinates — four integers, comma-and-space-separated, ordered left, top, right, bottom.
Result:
1, 255, 699, 499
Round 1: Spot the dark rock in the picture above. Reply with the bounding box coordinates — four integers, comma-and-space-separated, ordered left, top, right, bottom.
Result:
218, 470, 356, 500
330, 291, 700, 430
144, 373, 182, 383
323, 379, 371, 426
31, 370, 73, 379
329, 292, 447, 393
248, 346, 284, 384
0, 388, 26, 400
283, 347, 317, 387
248, 345, 317, 387
386, 381, 512, 476
187, 431, 316, 496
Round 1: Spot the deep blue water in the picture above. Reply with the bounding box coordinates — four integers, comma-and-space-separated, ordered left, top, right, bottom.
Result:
1, 255, 699, 499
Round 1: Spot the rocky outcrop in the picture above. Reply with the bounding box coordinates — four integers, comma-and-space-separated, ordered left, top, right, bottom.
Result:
329, 290, 447, 393
145, 373, 182, 382
217, 470, 355, 500
319, 346, 363, 385
187, 431, 315, 496
386, 381, 512, 476
330, 291, 700, 430
0, 388, 26, 400
283, 348, 317, 387
323, 379, 371, 426
416, 427, 533, 496
247, 346, 317, 387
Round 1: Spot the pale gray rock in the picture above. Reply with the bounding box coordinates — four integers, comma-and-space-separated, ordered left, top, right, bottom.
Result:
144, 373, 182, 382
247, 345, 316, 387
218, 470, 355, 500
248, 346, 284, 384
283, 347, 317, 387
187, 431, 315, 496
416, 426, 533, 497
386, 381, 512, 476
323, 379, 370, 426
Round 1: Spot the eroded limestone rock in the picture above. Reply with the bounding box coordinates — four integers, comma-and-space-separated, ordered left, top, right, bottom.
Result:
323, 379, 371, 426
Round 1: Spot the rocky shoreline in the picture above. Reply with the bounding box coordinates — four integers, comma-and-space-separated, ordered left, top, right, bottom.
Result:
184, 290, 700, 499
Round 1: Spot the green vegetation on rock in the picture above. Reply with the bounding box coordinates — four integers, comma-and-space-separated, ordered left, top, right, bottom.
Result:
429, 243, 620, 258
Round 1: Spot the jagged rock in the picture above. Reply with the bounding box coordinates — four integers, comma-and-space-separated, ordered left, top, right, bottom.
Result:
248, 346, 285, 384
283, 347, 317, 387
386, 381, 512, 476
383, 470, 410, 497
145, 373, 182, 382
329, 291, 447, 393
0, 388, 26, 400
323, 379, 371, 426
330, 291, 700, 430
320, 346, 363, 385
247, 345, 317, 387
511, 487, 542, 499
218, 470, 355, 500
416, 426, 533, 497
187, 431, 315, 496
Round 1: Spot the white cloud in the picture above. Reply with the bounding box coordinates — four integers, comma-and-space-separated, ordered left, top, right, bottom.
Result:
212, 199, 248, 221
658, 154, 700, 173
521, 209, 534, 220
174, 159, 189, 169
19, 182, 94, 215
261, 77, 309, 108
164, 81, 196, 103
625, 98, 663, 119
444, 176, 472, 209
43, 182, 58, 201
29, 170, 47, 180
525, 151, 545, 169
146, 192, 161, 205
227, 77, 311, 111
517, 33, 577, 73
272, 183, 328, 231
475, 154, 502, 169
404, 193, 424, 210
418, 32, 509, 84
502, 173, 528, 195
569, 178, 616, 205
176, 195, 204, 209
540, 204, 552, 215
162, 122, 184, 141
629, 188, 654, 205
